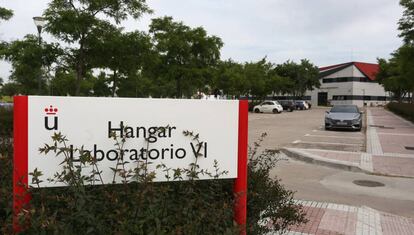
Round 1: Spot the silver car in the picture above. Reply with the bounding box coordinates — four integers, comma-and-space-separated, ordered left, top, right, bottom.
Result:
325, 105, 362, 131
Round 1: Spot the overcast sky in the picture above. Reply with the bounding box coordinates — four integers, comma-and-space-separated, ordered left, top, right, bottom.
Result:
0, 0, 404, 81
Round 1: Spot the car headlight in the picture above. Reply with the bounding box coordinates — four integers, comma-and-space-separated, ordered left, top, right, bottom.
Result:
352, 118, 361, 124
325, 117, 332, 122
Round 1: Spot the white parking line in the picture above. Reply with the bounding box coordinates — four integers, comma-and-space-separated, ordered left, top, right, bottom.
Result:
312, 129, 364, 136
303, 134, 362, 139
294, 140, 362, 146
377, 132, 414, 137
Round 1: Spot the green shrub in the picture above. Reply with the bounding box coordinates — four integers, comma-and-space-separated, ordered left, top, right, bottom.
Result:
386, 102, 414, 123
0, 107, 13, 234
0, 106, 13, 137
247, 133, 306, 234
1, 130, 306, 234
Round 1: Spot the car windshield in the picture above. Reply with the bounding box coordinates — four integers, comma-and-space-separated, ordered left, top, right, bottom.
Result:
330, 106, 358, 113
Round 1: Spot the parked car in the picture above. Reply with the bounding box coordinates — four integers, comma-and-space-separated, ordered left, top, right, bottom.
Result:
253, 101, 283, 114
325, 105, 363, 131
306, 101, 312, 109
278, 100, 296, 112
295, 100, 309, 110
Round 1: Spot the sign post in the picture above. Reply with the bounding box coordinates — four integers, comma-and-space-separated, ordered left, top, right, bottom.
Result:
234, 100, 248, 235
13, 96, 30, 232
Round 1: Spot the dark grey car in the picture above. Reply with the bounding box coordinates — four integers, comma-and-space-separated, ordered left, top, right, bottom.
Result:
325, 105, 362, 131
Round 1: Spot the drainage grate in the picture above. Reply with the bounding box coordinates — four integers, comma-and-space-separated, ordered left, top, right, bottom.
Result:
405, 146, 414, 151
353, 180, 385, 187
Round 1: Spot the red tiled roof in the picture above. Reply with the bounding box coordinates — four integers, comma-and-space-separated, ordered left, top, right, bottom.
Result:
319, 62, 379, 80
353, 62, 379, 81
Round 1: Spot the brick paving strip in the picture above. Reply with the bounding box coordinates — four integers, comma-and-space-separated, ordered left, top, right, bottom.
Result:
266, 200, 414, 235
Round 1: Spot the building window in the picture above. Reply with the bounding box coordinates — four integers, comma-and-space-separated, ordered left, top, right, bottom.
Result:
322, 77, 376, 83
332, 95, 388, 101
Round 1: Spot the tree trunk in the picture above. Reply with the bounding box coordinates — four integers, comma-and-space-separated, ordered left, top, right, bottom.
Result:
75, 62, 83, 96
176, 76, 182, 98
112, 70, 117, 97
75, 40, 85, 96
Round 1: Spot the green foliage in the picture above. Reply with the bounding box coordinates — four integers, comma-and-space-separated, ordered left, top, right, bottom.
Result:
247, 133, 306, 234
274, 59, 320, 97
90, 30, 153, 97
0, 126, 306, 234
0, 35, 61, 95
0, 106, 12, 135
212, 58, 298, 100
399, 0, 414, 44
149, 16, 223, 98
386, 102, 414, 123
379, 0, 414, 102
0, 107, 13, 233
0, 82, 20, 96
0, 6, 13, 21
377, 45, 414, 101
44, 0, 151, 95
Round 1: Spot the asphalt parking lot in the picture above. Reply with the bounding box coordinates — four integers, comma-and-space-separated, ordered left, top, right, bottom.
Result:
249, 107, 365, 152
248, 107, 414, 217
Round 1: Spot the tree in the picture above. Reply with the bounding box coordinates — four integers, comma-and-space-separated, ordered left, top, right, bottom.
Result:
244, 59, 270, 99
213, 60, 247, 98
89, 29, 152, 97
377, 45, 414, 102
43, 0, 151, 95
149, 17, 223, 98
378, 0, 414, 103
274, 59, 319, 97
399, 0, 414, 45
0, 35, 61, 95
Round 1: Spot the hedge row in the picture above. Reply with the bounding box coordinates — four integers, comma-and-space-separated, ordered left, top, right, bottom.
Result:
386, 102, 414, 123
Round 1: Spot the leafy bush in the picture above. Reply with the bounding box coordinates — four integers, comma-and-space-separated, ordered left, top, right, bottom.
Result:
247, 133, 306, 234
1, 129, 306, 234
386, 102, 414, 123
0, 107, 13, 233
0, 106, 13, 137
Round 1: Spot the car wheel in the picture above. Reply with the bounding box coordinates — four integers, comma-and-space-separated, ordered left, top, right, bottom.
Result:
288, 108, 292, 112
254, 108, 260, 113
273, 108, 280, 114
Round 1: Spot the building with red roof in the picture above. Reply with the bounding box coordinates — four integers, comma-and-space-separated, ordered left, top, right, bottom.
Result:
306, 61, 389, 107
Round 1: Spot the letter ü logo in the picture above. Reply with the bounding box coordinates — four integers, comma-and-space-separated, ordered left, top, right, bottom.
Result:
44, 105, 58, 130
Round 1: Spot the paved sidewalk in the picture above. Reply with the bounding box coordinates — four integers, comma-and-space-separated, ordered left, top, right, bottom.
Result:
282, 107, 414, 178
276, 200, 414, 235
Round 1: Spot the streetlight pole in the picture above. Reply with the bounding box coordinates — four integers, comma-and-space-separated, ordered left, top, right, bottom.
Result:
33, 17, 46, 95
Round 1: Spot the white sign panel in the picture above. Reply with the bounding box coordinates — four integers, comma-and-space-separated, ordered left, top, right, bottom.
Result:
27, 96, 239, 187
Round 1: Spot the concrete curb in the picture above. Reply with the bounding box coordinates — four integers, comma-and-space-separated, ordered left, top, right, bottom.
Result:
281, 148, 370, 173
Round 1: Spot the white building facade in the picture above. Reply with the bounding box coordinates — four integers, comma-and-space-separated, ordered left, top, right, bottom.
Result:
306, 62, 390, 107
